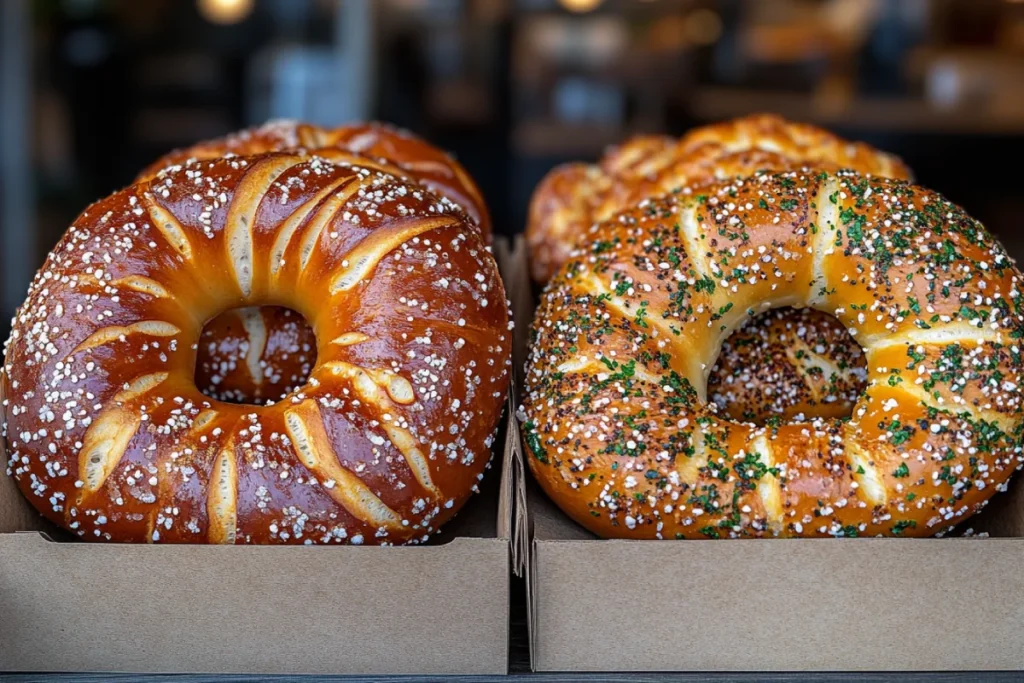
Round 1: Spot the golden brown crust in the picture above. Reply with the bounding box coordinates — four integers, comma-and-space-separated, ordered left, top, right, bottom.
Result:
2, 153, 511, 544
522, 169, 1024, 539
526, 163, 610, 283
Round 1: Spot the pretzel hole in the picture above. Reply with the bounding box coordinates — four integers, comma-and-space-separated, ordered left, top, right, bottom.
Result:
708, 306, 867, 426
194, 306, 317, 405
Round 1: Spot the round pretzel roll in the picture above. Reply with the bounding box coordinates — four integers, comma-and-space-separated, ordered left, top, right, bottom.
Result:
2, 152, 511, 544
522, 169, 1024, 539
141, 120, 491, 406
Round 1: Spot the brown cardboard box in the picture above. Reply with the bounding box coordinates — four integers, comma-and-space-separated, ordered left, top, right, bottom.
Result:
506, 236, 1024, 673
0, 239, 524, 677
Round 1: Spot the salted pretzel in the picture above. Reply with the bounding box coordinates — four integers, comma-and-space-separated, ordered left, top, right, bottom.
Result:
2, 153, 511, 543
140, 120, 491, 405
522, 169, 1024, 538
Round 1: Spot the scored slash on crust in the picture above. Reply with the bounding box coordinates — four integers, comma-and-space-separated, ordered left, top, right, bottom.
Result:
331, 332, 370, 347
207, 439, 239, 544
784, 338, 848, 405
284, 400, 403, 530
114, 372, 169, 403
844, 439, 888, 506
297, 179, 363, 271
320, 360, 440, 498
71, 321, 181, 356
226, 156, 301, 298
77, 372, 170, 502
110, 276, 171, 300
142, 193, 193, 260
808, 177, 841, 307
575, 271, 704, 396
555, 356, 664, 385
269, 175, 353, 276
78, 408, 141, 501
677, 204, 711, 281
861, 322, 1005, 352
866, 371, 1017, 431
329, 216, 459, 293
236, 307, 268, 389
748, 435, 784, 531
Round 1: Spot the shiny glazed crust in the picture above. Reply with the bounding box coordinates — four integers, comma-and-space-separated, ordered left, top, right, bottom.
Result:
2, 153, 511, 544
522, 169, 1024, 539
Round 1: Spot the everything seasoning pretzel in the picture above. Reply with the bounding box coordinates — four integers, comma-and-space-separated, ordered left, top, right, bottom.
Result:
1, 152, 511, 543
522, 169, 1024, 539
528, 114, 912, 422
139, 119, 491, 404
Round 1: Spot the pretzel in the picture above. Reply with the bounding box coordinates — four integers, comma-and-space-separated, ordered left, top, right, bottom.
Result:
139, 119, 491, 405
2, 153, 511, 543
528, 115, 911, 422
522, 169, 1024, 538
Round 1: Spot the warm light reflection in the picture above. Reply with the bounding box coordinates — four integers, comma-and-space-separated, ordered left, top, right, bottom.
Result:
558, 0, 604, 13
197, 0, 254, 25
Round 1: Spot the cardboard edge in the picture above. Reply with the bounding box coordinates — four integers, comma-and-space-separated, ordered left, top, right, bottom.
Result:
0, 527, 507, 552
498, 390, 515, 542
0, 530, 511, 675
495, 235, 532, 577
527, 538, 538, 671
512, 235, 533, 577
528, 536, 1024, 673
511, 411, 528, 576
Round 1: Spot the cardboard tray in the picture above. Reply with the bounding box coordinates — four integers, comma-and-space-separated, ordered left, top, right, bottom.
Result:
504, 235, 1024, 674
0, 238, 526, 677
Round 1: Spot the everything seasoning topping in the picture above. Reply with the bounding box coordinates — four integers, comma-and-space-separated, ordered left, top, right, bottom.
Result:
522, 169, 1024, 539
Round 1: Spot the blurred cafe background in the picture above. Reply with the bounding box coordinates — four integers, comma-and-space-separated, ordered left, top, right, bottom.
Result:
2, 0, 1024, 338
